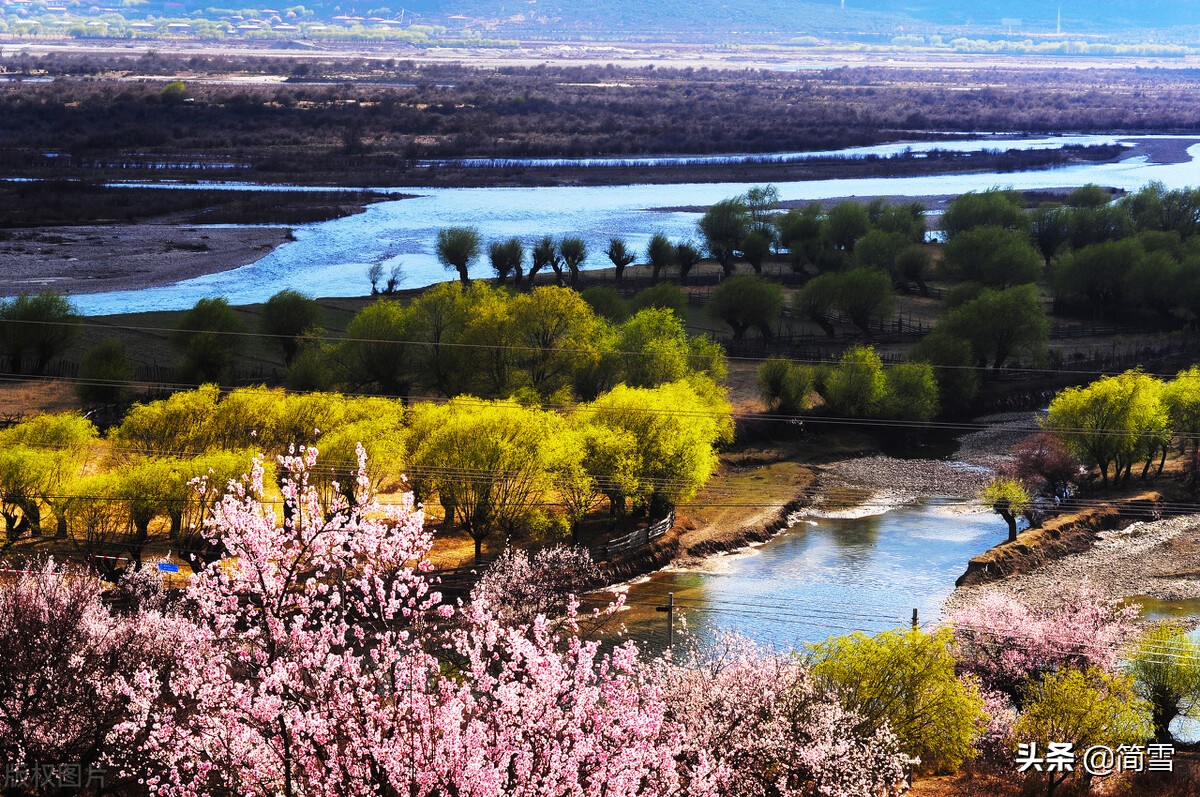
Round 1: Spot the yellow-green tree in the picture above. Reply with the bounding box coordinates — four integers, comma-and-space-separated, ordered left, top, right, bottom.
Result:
336, 299, 416, 397
409, 398, 558, 564
980, 477, 1032, 542
1128, 624, 1200, 742
883, 361, 939, 422
1163, 366, 1200, 455
809, 628, 984, 775
113, 384, 220, 456
509, 286, 602, 399
0, 413, 98, 537
822, 345, 887, 418
582, 378, 732, 516
1046, 369, 1169, 487
1014, 668, 1152, 796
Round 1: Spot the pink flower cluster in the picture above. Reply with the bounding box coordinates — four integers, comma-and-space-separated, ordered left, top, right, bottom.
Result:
2, 448, 912, 797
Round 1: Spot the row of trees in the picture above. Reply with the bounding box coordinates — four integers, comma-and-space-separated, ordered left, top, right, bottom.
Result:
3, 455, 1195, 796
979, 365, 1200, 539
758, 345, 940, 422
0, 378, 732, 566
1045, 366, 1200, 487
304, 283, 725, 402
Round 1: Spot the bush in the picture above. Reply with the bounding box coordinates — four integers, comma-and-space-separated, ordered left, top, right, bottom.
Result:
579, 286, 629, 322
821, 345, 886, 417
76, 338, 134, 405
0, 291, 79, 376
170, 297, 245, 385
757, 357, 814, 415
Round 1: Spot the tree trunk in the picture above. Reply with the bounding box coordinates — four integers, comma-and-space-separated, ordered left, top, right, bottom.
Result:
1001, 508, 1018, 543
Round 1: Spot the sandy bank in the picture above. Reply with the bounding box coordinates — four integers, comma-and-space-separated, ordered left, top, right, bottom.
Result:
0, 225, 291, 297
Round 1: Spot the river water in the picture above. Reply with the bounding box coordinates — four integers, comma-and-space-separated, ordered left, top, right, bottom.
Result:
604, 498, 1008, 654
63, 133, 1200, 315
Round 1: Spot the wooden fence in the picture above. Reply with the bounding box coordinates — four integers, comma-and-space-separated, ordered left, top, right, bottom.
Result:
592, 512, 674, 561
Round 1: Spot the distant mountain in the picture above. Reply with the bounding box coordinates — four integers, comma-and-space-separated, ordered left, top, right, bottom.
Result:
165, 0, 1200, 38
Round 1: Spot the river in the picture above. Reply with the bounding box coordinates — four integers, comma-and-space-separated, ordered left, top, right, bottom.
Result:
64, 133, 1200, 315
596, 497, 1008, 655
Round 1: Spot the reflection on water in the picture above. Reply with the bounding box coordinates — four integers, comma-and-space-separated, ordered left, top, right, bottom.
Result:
61, 134, 1200, 314
602, 498, 1005, 655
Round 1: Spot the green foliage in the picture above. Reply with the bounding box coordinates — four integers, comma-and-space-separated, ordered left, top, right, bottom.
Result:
835, 267, 896, 334
409, 281, 477, 397
530, 235, 561, 284
616, 308, 693, 388
707, 275, 783, 340
1127, 624, 1200, 742
853, 228, 908, 273
741, 229, 773, 274
1066, 184, 1113, 208
337, 299, 414, 396
435, 226, 481, 285
940, 189, 1029, 239
893, 245, 932, 293
794, 273, 840, 337
941, 225, 1043, 288
674, 242, 703, 284
409, 398, 556, 562
646, 232, 676, 283
558, 236, 588, 284
1050, 238, 1142, 309
604, 238, 636, 281
260, 289, 322, 365
979, 477, 1031, 541
824, 201, 871, 252
580, 286, 629, 323
488, 237, 524, 285
0, 291, 79, 376
908, 333, 980, 415
581, 377, 732, 516
775, 204, 823, 272
936, 285, 1049, 370
757, 358, 814, 415
1163, 366, 1200, 450
1014, 668, 1152, 792
698, 198, 751, 275
114, 384, 221, 456
631, 283, 688, 316
171, 297, 245, 385
510, 286, 602, 399
77, 339, 135, 405
821, 345, 886, 418
1046, 369, 1169, 486
810, 628, 984, 775
883, 362, 939, 422
161, 79, 188, 104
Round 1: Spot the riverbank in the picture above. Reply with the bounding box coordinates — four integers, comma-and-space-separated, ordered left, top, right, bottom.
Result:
945, 510, 1200, 615
0, 184, 391, 297
0, 225, 292, 296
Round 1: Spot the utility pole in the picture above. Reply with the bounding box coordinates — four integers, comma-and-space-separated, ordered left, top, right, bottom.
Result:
911, 608, 919, 632
656, 592, 675, 649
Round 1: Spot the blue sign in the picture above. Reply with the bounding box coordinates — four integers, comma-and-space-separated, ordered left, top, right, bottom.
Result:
157, 562, 181, 573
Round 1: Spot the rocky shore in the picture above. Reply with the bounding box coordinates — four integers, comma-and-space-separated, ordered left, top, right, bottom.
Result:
944, 512, 1200, 614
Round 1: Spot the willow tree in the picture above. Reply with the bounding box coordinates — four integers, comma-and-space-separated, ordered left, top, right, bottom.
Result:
581, 377, 732, 517
409, 399, 558, 564
1046, 370, 1169, 487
